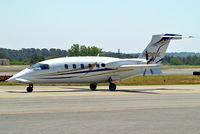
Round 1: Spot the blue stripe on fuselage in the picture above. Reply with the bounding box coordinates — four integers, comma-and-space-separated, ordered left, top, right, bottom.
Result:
40, 76, 78, 79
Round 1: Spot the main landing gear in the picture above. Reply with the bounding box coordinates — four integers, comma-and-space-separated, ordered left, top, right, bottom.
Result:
109, 83, 116, 91
90, 83, 97, 91
89, 77, 117, 91
26, 84, 33, 92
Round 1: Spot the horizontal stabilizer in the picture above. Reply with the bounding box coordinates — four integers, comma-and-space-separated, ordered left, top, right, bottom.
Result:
160, 35, 194, 39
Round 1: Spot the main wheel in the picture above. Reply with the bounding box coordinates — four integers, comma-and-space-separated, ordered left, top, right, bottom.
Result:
109, 83, 116, 91
26, 87, 33, 92
90, 83, 97, 91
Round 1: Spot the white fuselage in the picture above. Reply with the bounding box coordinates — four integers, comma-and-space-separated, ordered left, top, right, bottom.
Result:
9, 56, 147, 84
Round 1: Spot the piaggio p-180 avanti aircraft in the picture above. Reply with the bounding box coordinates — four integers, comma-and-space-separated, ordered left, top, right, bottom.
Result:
7, 34, 193, 92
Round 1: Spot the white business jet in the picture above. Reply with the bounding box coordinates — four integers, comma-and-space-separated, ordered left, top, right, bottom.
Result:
7, 34, 192, 92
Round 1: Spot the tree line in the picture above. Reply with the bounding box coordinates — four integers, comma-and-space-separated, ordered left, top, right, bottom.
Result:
162, 56, 200, 65
0, 44, 104, 65
0, 44, 200, 65
0, 48, 67, 61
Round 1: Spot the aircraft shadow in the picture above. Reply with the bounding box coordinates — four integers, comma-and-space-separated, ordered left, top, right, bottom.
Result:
7, 88, 89, 93
6, 87, 189, 94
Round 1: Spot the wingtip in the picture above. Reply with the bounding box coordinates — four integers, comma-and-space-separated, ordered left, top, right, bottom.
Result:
188, 36, 195, 38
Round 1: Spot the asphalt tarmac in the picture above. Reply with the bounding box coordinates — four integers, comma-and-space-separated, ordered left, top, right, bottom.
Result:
1, 85, 200, 134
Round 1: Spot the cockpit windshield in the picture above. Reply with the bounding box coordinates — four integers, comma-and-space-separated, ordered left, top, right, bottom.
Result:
28, 63, 50, 70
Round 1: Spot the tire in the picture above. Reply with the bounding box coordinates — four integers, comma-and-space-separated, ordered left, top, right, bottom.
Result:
26, 87, 33, 92
90, 83, 97, 91
109, 83, 116, 91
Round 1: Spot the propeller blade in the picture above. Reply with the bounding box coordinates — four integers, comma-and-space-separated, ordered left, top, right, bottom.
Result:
145, 50, 148, 61
150, 69, 154, 75
143, 69, 147, 76
147, 58, 154, 64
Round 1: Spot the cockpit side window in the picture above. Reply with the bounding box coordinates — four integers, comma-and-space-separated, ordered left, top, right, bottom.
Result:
28, 63, 40, 70
40, 64, 50, 70
28, 63, 49, 70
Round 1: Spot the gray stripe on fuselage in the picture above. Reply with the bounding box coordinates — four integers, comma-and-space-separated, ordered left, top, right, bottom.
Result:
39, 68, 115, 79
47, 68, 114, 76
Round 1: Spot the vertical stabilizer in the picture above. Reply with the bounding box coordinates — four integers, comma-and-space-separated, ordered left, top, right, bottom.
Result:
138, 34, 188, 64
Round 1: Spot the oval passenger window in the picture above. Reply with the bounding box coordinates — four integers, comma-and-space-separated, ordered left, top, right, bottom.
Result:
101, 63, 106, 67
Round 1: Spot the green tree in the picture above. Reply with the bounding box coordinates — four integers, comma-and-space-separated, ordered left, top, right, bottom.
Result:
67, 44, 104, 56
68, 44, 80, 56
10, 60, 24, 65
47, 56, 62, 60
89, 46, 104, 56
80, 45, 88, 56
29, 55, 45, 65
170, 57, 183, 65
0, 53, 6, 58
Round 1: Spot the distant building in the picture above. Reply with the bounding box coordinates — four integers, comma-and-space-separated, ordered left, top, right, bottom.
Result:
0, 59, 10, 65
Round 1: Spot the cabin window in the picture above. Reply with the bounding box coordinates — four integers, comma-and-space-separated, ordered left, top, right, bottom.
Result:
64, 64, 68, 69
73, 64, 76, 69
101, 63, 106, 67
81, 64, 84, 69
96, 64, 100, 68
88, 64, 92, 68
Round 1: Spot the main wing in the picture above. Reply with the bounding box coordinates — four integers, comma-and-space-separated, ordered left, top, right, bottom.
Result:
105, 60, 161, 75
105, 60, 159, 69
119, 64, 158, 68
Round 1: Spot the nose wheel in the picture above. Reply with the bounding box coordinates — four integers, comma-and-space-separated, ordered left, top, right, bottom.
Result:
26, 84, 33, 92
108, 77, 117, 91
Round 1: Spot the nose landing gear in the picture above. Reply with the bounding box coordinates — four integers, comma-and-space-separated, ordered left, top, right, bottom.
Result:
26, 84, 33, 92
108, 77, 116, 91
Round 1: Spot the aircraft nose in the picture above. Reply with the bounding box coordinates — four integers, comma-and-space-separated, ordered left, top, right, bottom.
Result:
6, 68, 31, 83
6, 76, 17, 82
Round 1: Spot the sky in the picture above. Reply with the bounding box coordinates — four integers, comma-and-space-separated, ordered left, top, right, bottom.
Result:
0, 0, 199, 53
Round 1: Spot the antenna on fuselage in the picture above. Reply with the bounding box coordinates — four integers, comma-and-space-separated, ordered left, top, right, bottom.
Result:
118, 49, 120, 58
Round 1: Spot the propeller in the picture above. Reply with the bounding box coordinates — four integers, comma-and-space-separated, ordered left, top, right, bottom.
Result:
147, 58, 154, 64
143, 50, 154, 76
145, 50, 148, 61
143, 69, 147, 76
150, 69, 154, 74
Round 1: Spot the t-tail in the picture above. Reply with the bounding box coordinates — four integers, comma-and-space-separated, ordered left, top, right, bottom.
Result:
138, 34, 193, 64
